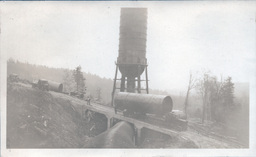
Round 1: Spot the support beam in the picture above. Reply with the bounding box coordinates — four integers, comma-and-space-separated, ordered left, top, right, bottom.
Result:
127, 76, 135, 93
107, 116, 114, 129
134, 125, 143, 146
115, 78, 148, 81
120, 76, 125, 92
111, 64, 119, 107
137, 76, 141, 93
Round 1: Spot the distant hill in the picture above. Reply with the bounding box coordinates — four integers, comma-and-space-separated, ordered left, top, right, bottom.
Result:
7, 59, 168, 104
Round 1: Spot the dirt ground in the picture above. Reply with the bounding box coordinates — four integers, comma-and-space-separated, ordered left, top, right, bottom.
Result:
140, 128, 198, 148
7, 82, 107, 148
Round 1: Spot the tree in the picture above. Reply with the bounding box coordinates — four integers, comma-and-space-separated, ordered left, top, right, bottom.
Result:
196, 73, 235, 123
96, 87, 102, 101
208, 76, 224, 122
63, 69, 76, 92
209, 76, 235, 123
184, 71, 196, 117
8, 58, 15, 63
73, 66, 86, 94
221, 77, 235, 112
196, 71, 211, 123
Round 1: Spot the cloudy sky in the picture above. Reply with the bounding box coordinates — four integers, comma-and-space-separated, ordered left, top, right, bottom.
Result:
1, 1, 255, 92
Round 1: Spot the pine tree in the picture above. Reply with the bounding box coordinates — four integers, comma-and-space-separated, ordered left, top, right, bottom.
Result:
221, 76, 234, 112
73, 66, 86, 94
63, 69, 75, 92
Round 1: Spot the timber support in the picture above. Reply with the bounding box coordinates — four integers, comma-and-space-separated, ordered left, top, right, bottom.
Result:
107, 116, 114, 129
134, 125, 143, 146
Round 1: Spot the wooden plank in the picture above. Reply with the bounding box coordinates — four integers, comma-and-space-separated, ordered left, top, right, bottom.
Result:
82, 102, 180, 137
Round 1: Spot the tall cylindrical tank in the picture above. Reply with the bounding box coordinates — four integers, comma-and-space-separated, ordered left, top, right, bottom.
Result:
117, 8, 148, 78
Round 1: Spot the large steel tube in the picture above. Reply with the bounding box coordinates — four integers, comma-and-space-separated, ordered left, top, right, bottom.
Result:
47, 81, 63, 92
84, 121, 135, 148
114, 92, 173, 116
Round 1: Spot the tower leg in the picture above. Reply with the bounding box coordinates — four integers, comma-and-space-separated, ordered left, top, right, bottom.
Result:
145, 66, 149, 94
127, 76, 135, 93
111, 64, 118, 107
135, 126, 143, 146
120, 76, 125, 92
137, 76, 141, 93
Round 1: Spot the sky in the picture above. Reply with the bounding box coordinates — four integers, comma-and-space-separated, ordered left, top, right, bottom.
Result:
1, 1, 255, 93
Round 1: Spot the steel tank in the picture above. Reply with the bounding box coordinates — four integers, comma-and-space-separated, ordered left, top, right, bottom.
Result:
117, 8, 148, 78
47, 80, 63, 93
114, 92, 173, 116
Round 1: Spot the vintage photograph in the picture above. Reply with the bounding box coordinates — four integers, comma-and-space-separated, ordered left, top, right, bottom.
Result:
0, 1, 255, 155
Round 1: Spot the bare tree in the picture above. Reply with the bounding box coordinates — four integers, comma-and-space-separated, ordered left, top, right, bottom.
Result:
196, 72, 211, 123
184, 71, 196, 117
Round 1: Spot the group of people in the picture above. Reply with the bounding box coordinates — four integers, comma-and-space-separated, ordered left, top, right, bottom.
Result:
85, 96, 119, 115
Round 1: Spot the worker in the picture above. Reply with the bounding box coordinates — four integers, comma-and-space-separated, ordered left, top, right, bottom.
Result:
114, 106, 117, 114
86, 96, 91, 105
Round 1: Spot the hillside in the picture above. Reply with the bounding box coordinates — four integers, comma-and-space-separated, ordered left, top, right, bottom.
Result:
7, 81, 107, 148
7, 59, 170, 104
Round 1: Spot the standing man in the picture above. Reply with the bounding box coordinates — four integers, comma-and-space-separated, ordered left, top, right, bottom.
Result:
86, 96, 91, 105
